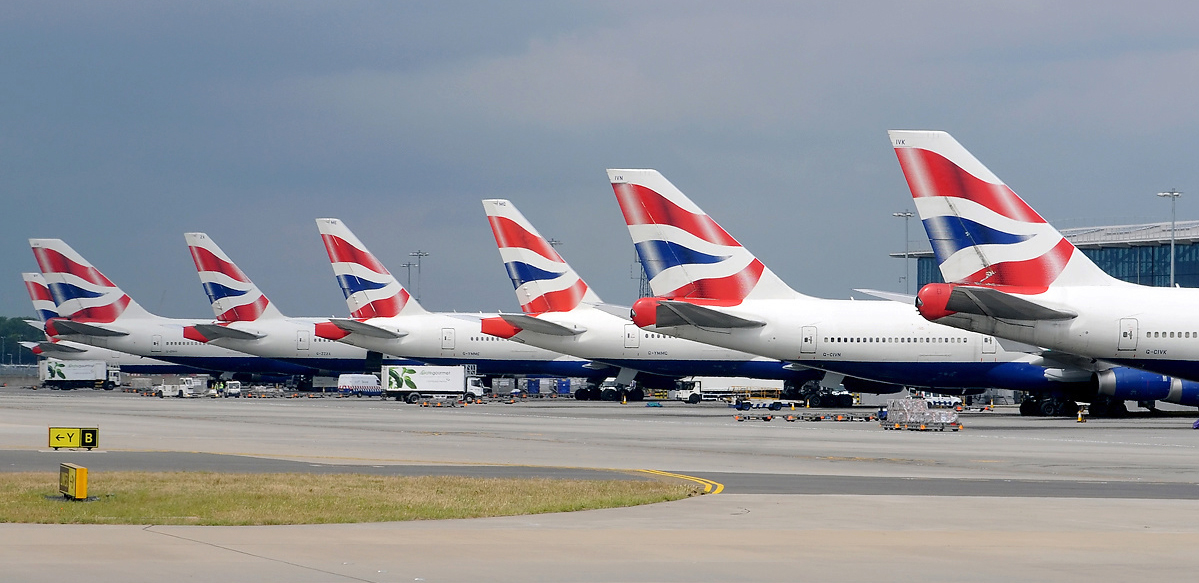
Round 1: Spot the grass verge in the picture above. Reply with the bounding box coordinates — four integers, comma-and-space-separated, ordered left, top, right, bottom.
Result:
0, 472, 699, 525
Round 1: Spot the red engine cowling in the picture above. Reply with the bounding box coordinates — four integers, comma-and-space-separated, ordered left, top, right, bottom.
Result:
915, 283, 958, 321
630, 297, 661, 329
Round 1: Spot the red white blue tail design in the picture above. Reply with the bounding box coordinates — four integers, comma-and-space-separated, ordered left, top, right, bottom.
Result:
609, 169, 798, 302
316, 218, 423, 318
890, 131, 1112, 289
23, 272, 60, 323
482, 199, 601, 313
185, 233, 282, 322
30, 239, 151, 322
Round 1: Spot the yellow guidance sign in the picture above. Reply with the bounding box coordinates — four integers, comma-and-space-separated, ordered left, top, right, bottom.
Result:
59, 463, 88, 500
48, 427, 99, 450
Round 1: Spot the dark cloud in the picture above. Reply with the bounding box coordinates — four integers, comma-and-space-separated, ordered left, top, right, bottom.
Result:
4, 2, 1199, 318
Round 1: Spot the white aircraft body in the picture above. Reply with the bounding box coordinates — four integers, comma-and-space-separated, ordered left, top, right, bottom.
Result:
610, 169, 1199, 415
892, 130, 1199, 409
31, 238, 312, 376
312, 219, 601, 381
477, 199, 822, 401
20, 272, 196, 373
181, 232, 420, 374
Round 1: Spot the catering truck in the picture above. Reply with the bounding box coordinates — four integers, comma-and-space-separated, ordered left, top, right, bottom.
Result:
39, 359, 119, 390
383, 365, 484, 403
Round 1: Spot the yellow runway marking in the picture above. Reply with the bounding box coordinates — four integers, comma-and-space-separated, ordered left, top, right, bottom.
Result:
638, 469, 724, 494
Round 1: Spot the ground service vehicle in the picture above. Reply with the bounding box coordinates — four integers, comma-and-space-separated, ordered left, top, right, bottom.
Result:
383, 365, 484, 403
338, 374, 382, 397
38, 359, 118, 390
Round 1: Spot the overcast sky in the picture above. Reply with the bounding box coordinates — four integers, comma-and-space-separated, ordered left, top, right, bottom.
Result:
4, 2, 1199, 318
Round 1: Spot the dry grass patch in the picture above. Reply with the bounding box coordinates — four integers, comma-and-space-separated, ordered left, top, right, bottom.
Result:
0, 472, 699, 525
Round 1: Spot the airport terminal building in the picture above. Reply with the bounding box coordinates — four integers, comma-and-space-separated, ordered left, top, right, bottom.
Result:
899, 220, 1199, 288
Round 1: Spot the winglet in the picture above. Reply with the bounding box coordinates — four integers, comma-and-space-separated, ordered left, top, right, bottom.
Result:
482, 199, 601, 313
609, 169, 801, 303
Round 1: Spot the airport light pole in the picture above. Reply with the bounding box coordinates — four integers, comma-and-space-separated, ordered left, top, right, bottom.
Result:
399, 262, 417, 291
893, 211, 914, 295
1157, 189, 1182, 287
409, 250, 430, 301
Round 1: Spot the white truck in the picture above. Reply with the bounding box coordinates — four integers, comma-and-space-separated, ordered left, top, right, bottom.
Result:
383, 365, 484, 404
337, 374, 382, 397
156, 377, 205, 398
38, 359, 119, 390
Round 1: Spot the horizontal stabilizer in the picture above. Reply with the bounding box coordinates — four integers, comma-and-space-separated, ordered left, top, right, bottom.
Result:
499, 314, 585, 336
192, 323, 265, 341
31, 341, 87, 354
947, 287, 1076, 321
329, 318, 407, 339
51, 320, 129, 337
657, 300, 765, 329
852, 289, 916, 304
591, 303, 633, 321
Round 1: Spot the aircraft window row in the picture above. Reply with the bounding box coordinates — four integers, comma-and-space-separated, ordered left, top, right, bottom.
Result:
822, 336, 968, 344
470, 336, 510, 342
644, 333, 668, 339
166, 341, 202, 346
1147, 331, 1198, 338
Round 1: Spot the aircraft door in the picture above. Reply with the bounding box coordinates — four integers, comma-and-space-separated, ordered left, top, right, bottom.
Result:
982, 336, 996, 354
624, 324, 640, 349
800, 326, 817, 354
151, 335, 162, 353
296, 330, 310, 351
441, 328, 455, 350
1117, 318, 1138, 351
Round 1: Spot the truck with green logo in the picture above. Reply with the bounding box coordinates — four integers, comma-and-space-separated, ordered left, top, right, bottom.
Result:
38, 359, 118, 390
382, 365, 483, 403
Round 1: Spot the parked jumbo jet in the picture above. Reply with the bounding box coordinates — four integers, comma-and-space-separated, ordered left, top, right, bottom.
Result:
31, 239, 312, 376
892, 130, 1199, 412
312, 218, 606, 391
21, 272, 200, 373
612, 169, 1199, 416
477, 199, 821, 401
181, 232, 421, 374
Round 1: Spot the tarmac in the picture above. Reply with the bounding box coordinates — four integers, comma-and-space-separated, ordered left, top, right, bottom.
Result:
3, 387, 1199, 581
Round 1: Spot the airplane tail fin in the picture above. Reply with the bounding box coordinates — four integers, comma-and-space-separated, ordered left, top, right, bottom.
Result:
22, 272, 59, 323
890, 130, 1114, 288
184, 233, 283, 322
609, 169, 801, 303
29, 239, 153, 321
315, 218, 425, 318
481, 199, 602, 313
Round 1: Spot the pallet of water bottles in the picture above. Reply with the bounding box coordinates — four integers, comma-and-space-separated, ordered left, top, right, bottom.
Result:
733, 410, 880, 423
879, 398, 963, 431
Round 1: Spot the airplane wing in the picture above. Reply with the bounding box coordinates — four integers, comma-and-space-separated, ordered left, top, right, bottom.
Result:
192, 324, 265, 341
943, 286, 1076, 321
499, 314, 586, 336
51, 320, 129, 337
852, 289, 916, 304
329, 318, 408, 339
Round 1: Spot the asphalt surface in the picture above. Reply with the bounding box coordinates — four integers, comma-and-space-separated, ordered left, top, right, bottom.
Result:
3, 387, 1199, 582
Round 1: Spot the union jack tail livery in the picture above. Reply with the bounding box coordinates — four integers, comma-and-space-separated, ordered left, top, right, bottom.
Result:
609, 169, 800, 303
185, 233, 282, 322
23, 272, 59, 323
890, 131, 1113, 289
30, 239, 152, 322
316, 218, 424, 318
482, 199, 601, 313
